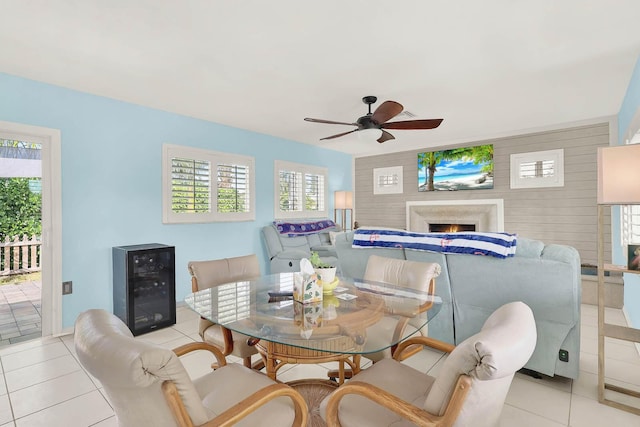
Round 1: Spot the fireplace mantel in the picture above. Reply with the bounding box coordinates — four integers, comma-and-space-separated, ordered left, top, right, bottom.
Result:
406, 199, 505, 233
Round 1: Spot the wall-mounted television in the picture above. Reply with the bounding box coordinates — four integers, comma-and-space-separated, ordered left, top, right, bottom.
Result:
418, 144, 493, 191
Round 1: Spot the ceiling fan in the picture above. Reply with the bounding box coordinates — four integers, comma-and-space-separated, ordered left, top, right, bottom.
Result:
304, 96, 443, 143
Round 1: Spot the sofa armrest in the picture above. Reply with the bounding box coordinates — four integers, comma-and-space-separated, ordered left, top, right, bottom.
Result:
261, 226, 284, 259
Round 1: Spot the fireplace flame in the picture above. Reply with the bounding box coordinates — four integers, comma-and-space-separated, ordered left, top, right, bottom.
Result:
429, 223, 476, 233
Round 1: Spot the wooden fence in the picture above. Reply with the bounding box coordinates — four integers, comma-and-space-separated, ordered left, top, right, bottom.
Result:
0, 235, 41, 276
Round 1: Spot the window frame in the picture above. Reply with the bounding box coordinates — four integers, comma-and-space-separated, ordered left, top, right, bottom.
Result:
373, 166, 403, 194
510, 149, 564, 189
162, 144, 255, 224
274, 160, 328, 219
621, 139, 640, 245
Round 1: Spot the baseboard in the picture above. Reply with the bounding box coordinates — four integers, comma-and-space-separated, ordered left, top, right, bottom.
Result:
581, 274, 624, 308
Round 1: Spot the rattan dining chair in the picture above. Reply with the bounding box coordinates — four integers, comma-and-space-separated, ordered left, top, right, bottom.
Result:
327, 255, 441, 381
188, 254, 262, 369
74, 309, 307, 427
361, 254, 441, 362
321, 301, 537, 427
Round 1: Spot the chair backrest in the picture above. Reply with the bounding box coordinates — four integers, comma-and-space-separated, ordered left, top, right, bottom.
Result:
188, 254, 261, 338
424, 301, 537, 427
188, 254, 261, 291
74, 309, 210, 426
363, 254, 441, 293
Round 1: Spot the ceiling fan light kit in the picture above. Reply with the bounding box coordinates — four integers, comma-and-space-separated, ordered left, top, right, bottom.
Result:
357, 128, 383, 142
304, 95, 443, 144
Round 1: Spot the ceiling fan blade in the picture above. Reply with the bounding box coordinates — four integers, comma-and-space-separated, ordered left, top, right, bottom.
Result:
381, 119, 443, 130
377, 130, 395, 143
371, 101, 404, 124
319, 129, 358, 140
304, 118, 358, 126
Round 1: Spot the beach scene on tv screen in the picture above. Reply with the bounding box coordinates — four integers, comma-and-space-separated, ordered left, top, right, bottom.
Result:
418, 144, 494, 191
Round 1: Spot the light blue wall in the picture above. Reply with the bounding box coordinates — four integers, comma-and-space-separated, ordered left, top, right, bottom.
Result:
617, 56, 640, 328
0, 72, 353, 329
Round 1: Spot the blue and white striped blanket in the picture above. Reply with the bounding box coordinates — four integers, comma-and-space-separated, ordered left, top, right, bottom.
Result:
352, 228, 517, 259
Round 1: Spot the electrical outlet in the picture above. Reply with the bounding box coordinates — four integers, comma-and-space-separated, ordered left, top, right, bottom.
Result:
559, 349, 569, 362
62, 281, 73, 295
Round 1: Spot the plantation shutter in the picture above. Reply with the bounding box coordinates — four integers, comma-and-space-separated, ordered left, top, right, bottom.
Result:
171, 157, 211, 213
621, 204, 640, 244
279, 170, 303, 212
305, 172, 325, 212
518, 160, 555, 179
217, 163, 250, 213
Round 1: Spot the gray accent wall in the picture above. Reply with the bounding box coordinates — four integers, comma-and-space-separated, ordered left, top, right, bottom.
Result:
354, 123, 611, 265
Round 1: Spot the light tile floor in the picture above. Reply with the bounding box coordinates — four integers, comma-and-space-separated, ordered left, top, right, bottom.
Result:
0, 303, 639, 426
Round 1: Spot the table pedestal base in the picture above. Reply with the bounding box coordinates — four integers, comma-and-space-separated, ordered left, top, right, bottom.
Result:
255, 340, 361, 384
287, 379, 338, 427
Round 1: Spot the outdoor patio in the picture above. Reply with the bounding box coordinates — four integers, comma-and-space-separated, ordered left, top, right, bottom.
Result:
0, 280, 41, 347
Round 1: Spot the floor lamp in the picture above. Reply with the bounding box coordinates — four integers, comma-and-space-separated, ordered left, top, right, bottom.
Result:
334, 191, 353, 231
596, 143, 640, 414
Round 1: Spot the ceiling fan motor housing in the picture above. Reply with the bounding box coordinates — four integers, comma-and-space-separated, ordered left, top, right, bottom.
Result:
356, 115, 379, 129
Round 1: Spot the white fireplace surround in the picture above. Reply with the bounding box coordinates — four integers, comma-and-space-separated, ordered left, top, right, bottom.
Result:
406, 199, 505, 233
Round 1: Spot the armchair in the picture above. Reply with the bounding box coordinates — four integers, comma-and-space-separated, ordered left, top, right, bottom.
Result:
188, 254, 261, 369
74, 309, 307, 427
321, 301, 537, 427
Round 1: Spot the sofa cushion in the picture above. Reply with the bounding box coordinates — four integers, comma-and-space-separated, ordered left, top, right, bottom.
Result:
280, 235, 311, 252
514, 237, 544, 258
335, 231, 405, 280
307, 233, 322, 247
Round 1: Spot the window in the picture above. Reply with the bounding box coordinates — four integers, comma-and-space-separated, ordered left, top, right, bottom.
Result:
510, 149, 564, 189
274, 160, 328, 219
621, 205, 640, 244
162, 144, 255, 223
622, 138, 640, 245
373, 166, 403, 194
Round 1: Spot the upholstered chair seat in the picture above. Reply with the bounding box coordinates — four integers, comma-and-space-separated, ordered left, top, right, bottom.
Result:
321, 301, 537, 427
74, 309, 307, 427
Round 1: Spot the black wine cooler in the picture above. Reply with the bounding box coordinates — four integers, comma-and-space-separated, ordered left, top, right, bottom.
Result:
112, 243, 176, 335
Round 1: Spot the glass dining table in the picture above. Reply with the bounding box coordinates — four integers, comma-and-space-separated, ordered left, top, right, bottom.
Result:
184, 272, 442, 384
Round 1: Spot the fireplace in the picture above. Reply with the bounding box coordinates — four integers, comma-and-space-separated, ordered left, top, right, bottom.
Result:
429, 223, 476, 233
406, 199, 504, 233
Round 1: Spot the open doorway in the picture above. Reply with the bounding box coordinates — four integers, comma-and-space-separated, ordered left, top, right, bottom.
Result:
0, 139, 43, 345
0, 121, 61, 345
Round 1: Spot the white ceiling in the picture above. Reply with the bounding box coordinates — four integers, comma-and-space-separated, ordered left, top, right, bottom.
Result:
2, 1, 640, 157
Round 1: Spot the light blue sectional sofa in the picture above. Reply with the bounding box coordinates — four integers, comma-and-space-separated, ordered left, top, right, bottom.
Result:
334, 230, 582, 379
261, 221, 340, 273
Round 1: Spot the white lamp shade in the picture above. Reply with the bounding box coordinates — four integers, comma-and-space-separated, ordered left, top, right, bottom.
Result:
357, 128, 383, 142
597, 144, 640, 204
334, 190, 353, 209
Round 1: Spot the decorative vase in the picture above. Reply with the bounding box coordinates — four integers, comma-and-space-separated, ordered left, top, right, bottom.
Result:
314, 267, 337, 284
